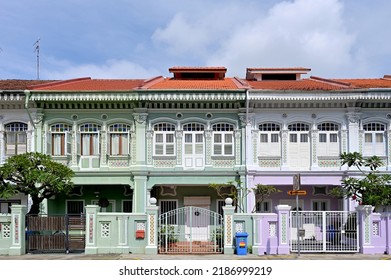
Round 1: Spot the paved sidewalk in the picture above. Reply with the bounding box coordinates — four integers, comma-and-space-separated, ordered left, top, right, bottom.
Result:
0, 253, 390, 260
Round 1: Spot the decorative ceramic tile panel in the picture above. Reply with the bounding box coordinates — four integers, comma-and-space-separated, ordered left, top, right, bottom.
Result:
1, 223, 11, 238
235, 221, 245, 233
269, 222, 277, 237
101, 222, 110, 238
136, 221, 146, 231
372, 221, 380, 236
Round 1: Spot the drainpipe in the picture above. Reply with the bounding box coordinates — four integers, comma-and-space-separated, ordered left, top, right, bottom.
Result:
24, 90, 36, 129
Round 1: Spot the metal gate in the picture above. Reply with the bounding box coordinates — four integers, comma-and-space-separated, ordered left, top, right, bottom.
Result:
158, 206, 223, 254
290, 211, 358, 253
26, 214, 86, 253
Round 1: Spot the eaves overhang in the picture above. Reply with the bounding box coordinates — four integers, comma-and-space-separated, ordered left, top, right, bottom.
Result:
29, 89, 247, 102
248, 88, 391, 102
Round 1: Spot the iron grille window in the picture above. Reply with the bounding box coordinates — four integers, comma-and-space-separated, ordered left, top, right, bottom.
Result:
160, 200, 177, 224
122, 200, 133, 213
67, 200, 84, 214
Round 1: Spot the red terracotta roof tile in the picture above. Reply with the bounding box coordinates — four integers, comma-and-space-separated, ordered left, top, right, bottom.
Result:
0, 80, 57, 90
247, 79, 347, 91
29, 77, 146, 91
146, 78, 241, 90
334, 78, 391, 89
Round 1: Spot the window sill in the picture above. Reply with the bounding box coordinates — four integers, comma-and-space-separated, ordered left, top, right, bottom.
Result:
153, 155, 176, 160
211, 155, 235, 160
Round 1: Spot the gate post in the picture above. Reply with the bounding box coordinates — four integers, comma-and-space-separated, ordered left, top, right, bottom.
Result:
9, 205, 27, 256
223, 198, 235, 254
356, 205, 374, 254
85, 205, 99, 254
275, 205, 291, 255
145, 197, 159, 255
386, 213, 391, 255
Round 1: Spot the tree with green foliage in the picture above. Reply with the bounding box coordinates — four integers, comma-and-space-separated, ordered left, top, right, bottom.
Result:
209, 179, 280, 213
330, 152, 391, 209
0, 152, 74, 214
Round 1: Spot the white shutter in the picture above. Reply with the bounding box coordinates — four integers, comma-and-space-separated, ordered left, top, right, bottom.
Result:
47, 131, 52, 155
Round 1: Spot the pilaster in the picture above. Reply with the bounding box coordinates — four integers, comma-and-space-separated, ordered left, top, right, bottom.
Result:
223, 198, 235, 254
145, 198, 159, 255
85, 205, 99, 255
9, 205, 27, 256
275, 204, 291, 254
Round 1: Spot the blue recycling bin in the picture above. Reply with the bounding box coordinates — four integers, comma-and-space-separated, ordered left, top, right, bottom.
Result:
235, 232, 248, 255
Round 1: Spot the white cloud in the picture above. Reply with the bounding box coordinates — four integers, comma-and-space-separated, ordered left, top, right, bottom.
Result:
208, 0, 356, 77
151, 0, 359, 78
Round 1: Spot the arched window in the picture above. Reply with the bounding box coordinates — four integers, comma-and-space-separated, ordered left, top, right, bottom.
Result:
49, 123, 72, 156
108, 124, 131, 156
212, 123, 234, 156
79, 124, 101, 156
317, 122, 339, 156
363, 123, 386, 156
5, 122, 28, 156
153, 123, 175, 156
259, 123, 281, 157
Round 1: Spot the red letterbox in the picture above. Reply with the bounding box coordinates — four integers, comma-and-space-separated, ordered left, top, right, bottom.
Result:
135, 230, 145, 239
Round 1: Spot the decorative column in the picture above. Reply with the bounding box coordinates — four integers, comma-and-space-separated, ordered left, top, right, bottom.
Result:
275, 204, 291, 254
145, 198, 159, 255
223, 198, 235, 254
32, 111, 44, 153
234, 129, 242, 166
85, 205, 99, 255
346, 109, 361, 153
356, 205, 375, 254
9, 205, 27, 256
71, 122, 78, 168
133, 175, 148, 213
281, 129, 289, 170
132, 112, 148, 166
246, 174, 255, 213
146, 130, 153, 165
100, 122, 108, 168
310, 128, 319, 169
251, 129, 259, 166
176, 130, 183, 165
205, 129, 212, 166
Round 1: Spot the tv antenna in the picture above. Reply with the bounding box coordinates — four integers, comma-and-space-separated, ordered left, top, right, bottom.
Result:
33, 38, 40, 80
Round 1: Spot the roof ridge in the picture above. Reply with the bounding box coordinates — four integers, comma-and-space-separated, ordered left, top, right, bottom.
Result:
139, 76, 165, 89
232, 77, 250, 89
309, 76, 351, 87
28, 77, 91, 90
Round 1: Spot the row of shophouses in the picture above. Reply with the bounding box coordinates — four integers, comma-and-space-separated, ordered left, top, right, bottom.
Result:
2, 66, 391, 217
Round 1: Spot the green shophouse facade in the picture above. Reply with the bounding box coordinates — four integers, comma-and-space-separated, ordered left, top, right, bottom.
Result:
28, 67, 247, 216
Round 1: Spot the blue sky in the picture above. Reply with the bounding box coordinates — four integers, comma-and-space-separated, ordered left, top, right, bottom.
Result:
1, 0, 391, 80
